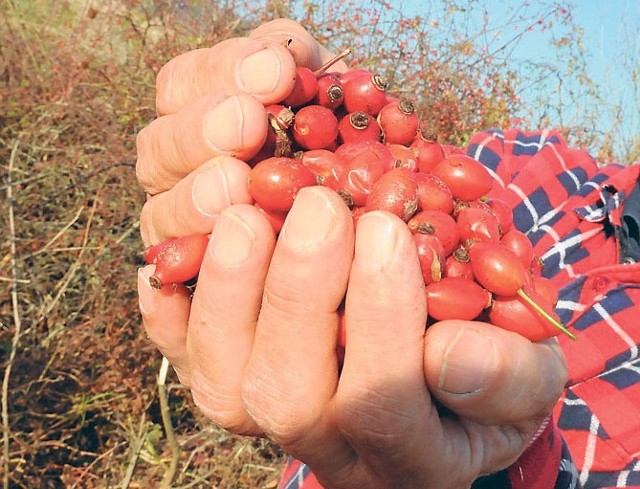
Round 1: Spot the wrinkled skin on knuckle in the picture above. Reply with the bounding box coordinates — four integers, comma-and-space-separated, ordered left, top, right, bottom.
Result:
336, 387, 420, 457
242, 392, 311, 450
240, 371, 320, 452
189, 373, 254, 435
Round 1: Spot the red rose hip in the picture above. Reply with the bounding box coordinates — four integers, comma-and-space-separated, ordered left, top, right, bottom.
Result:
248, 156, 317, 212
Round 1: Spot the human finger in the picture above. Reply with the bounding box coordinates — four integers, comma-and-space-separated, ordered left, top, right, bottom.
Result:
136, 93, 266, 195
156, 36, 297, 116
137, 265, 192, 384
240, 186, 357, 472
185, 204, 276, 435
424, 320, 568, 430
334, 211, 434, 468
139, 156, 252, 247
249, 18, 349, 73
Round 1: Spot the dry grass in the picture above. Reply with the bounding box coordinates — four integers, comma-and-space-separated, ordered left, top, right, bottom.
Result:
0, 1, 284, 487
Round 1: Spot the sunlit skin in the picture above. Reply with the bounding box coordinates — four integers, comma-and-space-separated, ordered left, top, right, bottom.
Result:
136, 18, 568, 489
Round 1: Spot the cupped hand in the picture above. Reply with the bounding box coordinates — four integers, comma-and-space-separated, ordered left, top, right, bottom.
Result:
136, 19, 568, 487
139, 185, 567, 488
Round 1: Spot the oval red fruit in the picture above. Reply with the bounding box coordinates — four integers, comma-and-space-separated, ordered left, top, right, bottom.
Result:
431, 154, 494, 201
336, 149, 386, 207
342, 72, 388, 116
387, 143, 419, 172
426, 277, 490, 321
410, 131, 445, 173
500, 229, 534, 269
489, 286, 561, 342
457, 206, 501, 244
338, 111, 382, 144
315, 73, 344, 109
407, 210, 460, 256
292, 105, 339, 150
149, 234, 210, 289
334, 140, 394, 173
300, 149, 345, 190
248, 157, 317, 212
468, 242, 528, 296
365, 168, 418, 221
377, 99, 419, 145
284, 66, 318, 107
486, 197, 514, 232
443, 248, 474, 280
414, 173, 454, 215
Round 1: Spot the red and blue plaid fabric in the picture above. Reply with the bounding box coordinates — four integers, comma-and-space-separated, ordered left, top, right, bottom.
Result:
278, 129, 640, 489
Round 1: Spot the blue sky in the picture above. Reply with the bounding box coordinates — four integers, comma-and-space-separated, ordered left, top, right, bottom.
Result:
393, 0, 639, 160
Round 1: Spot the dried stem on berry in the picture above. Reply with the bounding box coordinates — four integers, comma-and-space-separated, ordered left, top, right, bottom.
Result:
314, 48, 353, 77
516, 288, 577, 340
269, 114, 294, 157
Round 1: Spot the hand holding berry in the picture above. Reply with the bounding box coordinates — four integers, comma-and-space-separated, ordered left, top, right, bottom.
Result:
136, 19, 568, 488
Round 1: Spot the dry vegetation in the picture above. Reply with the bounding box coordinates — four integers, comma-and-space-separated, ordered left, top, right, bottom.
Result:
1, 1, 284, 487
0, 0, 637, 488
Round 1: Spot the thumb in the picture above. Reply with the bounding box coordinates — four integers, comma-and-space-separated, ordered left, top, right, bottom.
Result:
250, 18, 349, 73
423, 320, 567, 430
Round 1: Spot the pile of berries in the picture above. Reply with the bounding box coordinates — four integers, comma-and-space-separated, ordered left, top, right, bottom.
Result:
144, 54, 576, 344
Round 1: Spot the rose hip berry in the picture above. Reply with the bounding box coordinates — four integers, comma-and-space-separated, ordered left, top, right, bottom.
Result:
414, 233, 445, 285
148, 234, 210, 289
315, 73, 344, 110
334, 140, 394, 173
425, 277, 490, 321
414, 173, 454, 214
431, 154, 494, 201
410, 128, 445, 173
248, 156, 317, 212
468, 241, 528, 297
300, 149, 346, 189
500, 229, 534, 269
338, 111, 382, 144
365, 167, 419, 222
388, 143, 419, 172
457, 206, 501, 244
408, 209, 460, 256
292, 105, 339, 150
377, 99, 419, 145
342, 72, 389, 116
336, 148, 386, 207
284, 66, 319, 107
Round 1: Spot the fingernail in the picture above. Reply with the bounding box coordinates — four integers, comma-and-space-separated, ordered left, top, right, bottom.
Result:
279, 187, 337, 251
192, 165, 231, 217
202, 96, 244, 153
238, 48, 282, 95
210, 211, 256, 268
138, 266, 159, 315
438, 329, 496, 394
353, 212, 399, 270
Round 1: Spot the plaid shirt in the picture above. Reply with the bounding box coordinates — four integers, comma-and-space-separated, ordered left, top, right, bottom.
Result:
279, 129, 640, 489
